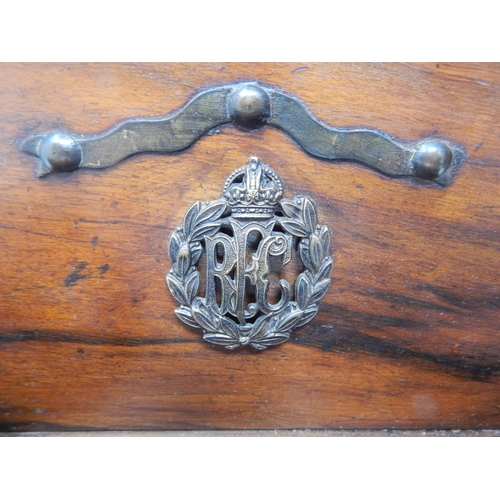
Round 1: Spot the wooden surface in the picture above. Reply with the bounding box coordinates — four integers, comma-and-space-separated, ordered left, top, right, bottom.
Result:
0, 63, 499, 431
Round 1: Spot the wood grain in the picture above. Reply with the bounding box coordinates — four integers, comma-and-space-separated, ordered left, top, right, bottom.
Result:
0, 63, 499, 431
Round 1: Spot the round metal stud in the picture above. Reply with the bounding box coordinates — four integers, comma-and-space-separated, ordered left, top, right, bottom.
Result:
39, 133, 82, 173
411, 141, 453, 180
228, 84, 270, 129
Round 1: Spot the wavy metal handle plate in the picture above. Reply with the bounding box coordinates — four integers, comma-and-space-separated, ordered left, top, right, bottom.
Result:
20, 82, 465, 185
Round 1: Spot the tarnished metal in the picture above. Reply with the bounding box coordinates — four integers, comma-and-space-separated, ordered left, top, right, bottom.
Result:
39, 133, 82, 175
411, 141, 454, 180
167, 157, 333, 349
20, 82, 465, 185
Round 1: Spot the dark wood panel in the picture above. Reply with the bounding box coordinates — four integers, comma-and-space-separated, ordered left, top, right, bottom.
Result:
0, 63, 499, 430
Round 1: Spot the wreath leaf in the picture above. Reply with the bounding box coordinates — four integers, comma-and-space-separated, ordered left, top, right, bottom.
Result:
194, 200, 227, 227
309, 234, 323, 271
203, 332, 240, 349
250, 331, 290, 350
280, 199, 301, 219
183, 201, 201, 235
319, 226, 331, 255
190, 222, 222, 242
249, 342, 268, 351
176, 243, 191, 277
280, 219, 309, 238
316, 259, 333, 284
168, 230, 182, 264
190, 241, 203, 265
296, 305, 318, 327
220, 317, 240, 340
274, 306, 303, 332
184, 269, 201, 302
191, 301, 218, 331
310, 279, 331, 302
295, 273, 311, 310
175, 307, 200, 328
302, 197, 318, 234
249, 315, 274, 341
298, 240, 313, 271
167, 273, 189, 306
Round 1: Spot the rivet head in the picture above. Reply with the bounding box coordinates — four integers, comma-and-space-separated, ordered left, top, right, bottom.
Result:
411, 141, 453, 180
39, 133, 82, 173
229, 84, 270, 129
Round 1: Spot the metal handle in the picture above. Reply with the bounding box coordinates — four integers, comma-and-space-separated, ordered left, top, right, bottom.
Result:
20, 82, 465, 185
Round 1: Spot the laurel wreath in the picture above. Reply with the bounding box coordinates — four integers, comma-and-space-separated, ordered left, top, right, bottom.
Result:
167, 195, 332, 350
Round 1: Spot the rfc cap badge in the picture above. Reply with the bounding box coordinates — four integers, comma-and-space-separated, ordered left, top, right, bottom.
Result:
167, 157, 333, 350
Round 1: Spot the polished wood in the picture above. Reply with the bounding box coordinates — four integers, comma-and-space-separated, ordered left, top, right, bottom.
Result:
0, 63, 499, 431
